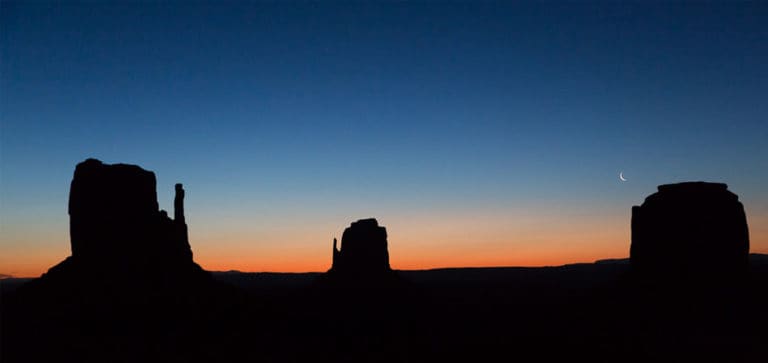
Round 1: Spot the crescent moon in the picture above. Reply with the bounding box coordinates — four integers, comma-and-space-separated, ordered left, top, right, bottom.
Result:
619, 172, 627, 182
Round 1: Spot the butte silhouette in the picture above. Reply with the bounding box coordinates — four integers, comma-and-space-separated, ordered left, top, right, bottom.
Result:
325, 218, 399, 285
630, 182, 750, 283
3, 158, 234, 363
32, 158, 210, 291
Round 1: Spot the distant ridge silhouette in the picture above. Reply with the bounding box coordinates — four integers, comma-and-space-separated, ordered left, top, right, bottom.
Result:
630, 181, 749, 283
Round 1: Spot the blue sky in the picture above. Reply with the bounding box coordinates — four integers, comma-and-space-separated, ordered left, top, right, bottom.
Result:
2, 1, 767, 275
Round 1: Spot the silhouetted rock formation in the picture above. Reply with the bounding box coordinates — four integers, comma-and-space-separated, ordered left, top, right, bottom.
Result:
2, 159, 241, 363
41, 158, 206, 284
324, 218, 401, 288
175, 183, 185, 223
331, 218, 391, 275
630, 182, 749, 281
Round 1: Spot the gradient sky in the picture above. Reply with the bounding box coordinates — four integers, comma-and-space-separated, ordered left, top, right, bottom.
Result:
2, 1, 767, 277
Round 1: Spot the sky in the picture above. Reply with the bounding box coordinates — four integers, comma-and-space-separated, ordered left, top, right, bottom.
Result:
2, 1, 767, 277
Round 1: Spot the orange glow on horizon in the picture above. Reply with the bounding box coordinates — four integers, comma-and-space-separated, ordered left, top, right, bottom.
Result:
2, 211, 767, 277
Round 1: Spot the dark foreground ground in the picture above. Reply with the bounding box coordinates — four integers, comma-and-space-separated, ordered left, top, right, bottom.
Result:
3, 255, 768, 363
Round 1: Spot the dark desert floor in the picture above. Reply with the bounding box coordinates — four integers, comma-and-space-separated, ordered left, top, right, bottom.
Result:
3, 255, 768, 363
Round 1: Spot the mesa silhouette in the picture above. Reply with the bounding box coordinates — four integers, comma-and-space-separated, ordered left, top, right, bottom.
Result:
2, 159, 767, 363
